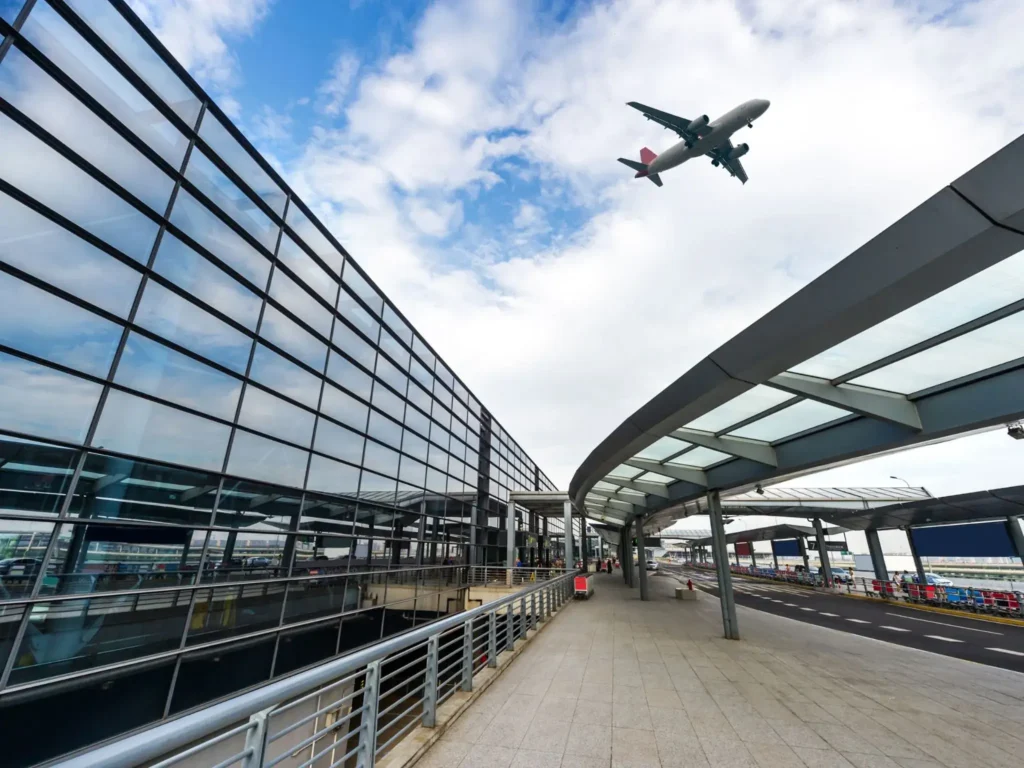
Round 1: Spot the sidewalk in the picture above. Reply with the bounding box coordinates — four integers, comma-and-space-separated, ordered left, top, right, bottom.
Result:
413, 571, 1024, 768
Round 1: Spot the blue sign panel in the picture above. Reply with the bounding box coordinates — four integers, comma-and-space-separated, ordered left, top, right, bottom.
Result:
772, 538, 800, 556
911, 521, 1017, 558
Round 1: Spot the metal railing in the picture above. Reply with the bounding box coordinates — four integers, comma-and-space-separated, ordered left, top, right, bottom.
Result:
465, 566, 568, 587
53, 571, 577, 768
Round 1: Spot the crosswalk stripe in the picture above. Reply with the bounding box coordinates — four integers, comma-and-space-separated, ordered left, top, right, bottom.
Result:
880, 626, 910, 632
986, 647, 1024, 656
924, 635, 962, 643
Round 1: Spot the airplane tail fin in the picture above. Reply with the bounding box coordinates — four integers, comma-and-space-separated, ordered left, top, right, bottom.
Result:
618, 148, 662, 187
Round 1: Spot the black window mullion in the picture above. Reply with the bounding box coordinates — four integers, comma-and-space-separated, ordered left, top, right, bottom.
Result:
0, 0, 35, 65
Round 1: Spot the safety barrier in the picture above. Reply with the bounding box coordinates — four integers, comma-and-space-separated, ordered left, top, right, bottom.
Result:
53, 571, 578, 768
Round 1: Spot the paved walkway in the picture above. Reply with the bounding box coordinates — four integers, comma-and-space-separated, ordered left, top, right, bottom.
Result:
414, 571, 1024, 768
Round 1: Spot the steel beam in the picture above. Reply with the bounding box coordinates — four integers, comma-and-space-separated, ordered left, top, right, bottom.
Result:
672, 428, 778, 467
1007, 517, 1024, 567
905, 528, 929, 585
865, 528, 888, 581
612, 477, 673, 498
813, 517, 833, 585
769, 371, 923, 429
563, 500, 574, 570
625, 457, 707, 487
635, 517, 649, 601
708, 491, 739, 639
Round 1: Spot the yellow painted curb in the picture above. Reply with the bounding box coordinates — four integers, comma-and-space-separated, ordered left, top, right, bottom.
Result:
837, 591, 1024, 628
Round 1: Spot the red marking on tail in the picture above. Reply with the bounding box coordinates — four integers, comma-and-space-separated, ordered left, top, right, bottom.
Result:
639, 147, 658, 165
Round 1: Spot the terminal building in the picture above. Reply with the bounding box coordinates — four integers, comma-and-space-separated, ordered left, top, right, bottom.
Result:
0, 1, 566, 762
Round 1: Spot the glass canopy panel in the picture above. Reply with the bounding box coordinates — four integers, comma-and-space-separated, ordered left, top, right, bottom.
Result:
729, 400, 850, 442
685, 385, 794, 433
606, 464, 643, 480
593, 481, 620, 492
635, 436, 689, 461
636, 471, 675, 484
666, 447, 731, 467
792, 249, 1024, 379
849, 309, 1024, 394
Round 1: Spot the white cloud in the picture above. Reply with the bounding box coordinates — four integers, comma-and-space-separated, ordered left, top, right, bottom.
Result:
318, 52, 361, 116
250, 105, 293, 142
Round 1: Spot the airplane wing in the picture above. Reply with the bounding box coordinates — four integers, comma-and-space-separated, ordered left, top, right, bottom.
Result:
626, 101, 693, 139
710, 139, 749, 184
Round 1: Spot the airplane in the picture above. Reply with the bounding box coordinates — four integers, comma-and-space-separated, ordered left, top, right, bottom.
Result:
618, 99, 770, 187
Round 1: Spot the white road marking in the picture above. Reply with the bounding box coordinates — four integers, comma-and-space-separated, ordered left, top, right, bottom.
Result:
847, 619, 870, 624
799, 607, 816, 612
784, 603, 797, 607
924, 635, 963, 643
819, 612, 839, 617
885, 613, 1002, 635
771, 600, 783, 603
985, 648, 1024, 657
879, 626, 911, 632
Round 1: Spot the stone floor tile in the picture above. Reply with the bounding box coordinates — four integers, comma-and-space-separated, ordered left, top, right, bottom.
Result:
841, 754, 902, 768
523, 716, 572, 754
458, 743, 516, 768
646, 688, 684, 709
749, 743, 804, 768
565, 722, 613, 758
793, 748, 857, 768
768, 721, 831, 750
613, 702, 655, 730
416, 738, 472, 768
511, 749, 563, 768
575, 699, 614, 726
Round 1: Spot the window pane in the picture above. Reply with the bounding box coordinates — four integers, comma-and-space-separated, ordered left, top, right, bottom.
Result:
314, 419, 364, 464
0, 47, 175, 213
332, 321, 376, 371
398, 456, 425, 488
135, 281, 253, 374
115, 332, 242, 420
382, 304, 412, 344
0, 436, 79, 518
0, 270, 122, 377
0, 113, 158, 261
326, 350, 372, 401
151, 232, 261, 330
374, 356, 407, 396
371, 383, 405, 421
65, 0, 202, 125
93, 389, 231, 471
268, 269, 332, 338
367, 411, 402, 448
198, 112, 286, 215
319, 381, 368, 431
342, 265, 382, 315
237, 384, 314, 447
0, 352, 101, 443
217, 477, 301, 531
169, 189, 270, 289
0, 191, 141, 317
728, 400, 850, 442
226, 430, 307, 488
184, 147, 278, 251
285, 203, 343, 275
276, 233, 337, 305
21, 2, 189, 166
378, 329, 410, 370
686, 385, 798, 433
259, 304, 327, 370
402, 431, 428, 462
69, 452, 218, 529
404, 404, 430, 438
363, 441, 399, 478
306, 453, 359, 497
407, 381, 431, 413
359, 469, 395, 497
248, 342, 322, 409
337, 290, 379, 342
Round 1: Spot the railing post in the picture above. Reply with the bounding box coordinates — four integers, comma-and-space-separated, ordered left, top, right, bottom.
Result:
506, 606, 515, 652
241, 705, 274, 768
358, 661, 380, 768
423, 634, 439, 727
487, 611, 497, 668
531, 592, 537, 631
461, 620, 474, 692
520, 596, 528, 636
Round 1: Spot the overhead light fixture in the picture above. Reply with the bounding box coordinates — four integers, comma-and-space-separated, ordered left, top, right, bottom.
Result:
1008, 421, 1024, 440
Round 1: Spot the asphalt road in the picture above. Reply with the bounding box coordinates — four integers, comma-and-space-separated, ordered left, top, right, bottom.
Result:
661, 566, 1024, 674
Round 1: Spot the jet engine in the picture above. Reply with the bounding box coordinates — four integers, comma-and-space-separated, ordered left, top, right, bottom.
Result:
687, 114, 711, 136
728, 143, 749, 159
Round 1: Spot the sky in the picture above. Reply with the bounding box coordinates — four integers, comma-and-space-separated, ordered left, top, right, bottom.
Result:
126, 0, 1024, 511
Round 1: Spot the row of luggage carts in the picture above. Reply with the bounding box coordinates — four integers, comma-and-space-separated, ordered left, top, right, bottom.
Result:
870, 579, 1024, 616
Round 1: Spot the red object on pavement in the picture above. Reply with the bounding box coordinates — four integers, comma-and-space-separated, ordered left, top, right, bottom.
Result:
687, 579, 693, 591
574, 576, 588, 591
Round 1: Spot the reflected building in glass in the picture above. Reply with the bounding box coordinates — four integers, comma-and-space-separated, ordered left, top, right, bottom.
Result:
0, 1, 560, 762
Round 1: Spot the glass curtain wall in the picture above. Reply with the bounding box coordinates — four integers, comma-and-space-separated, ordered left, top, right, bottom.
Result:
0, 0, 556, 762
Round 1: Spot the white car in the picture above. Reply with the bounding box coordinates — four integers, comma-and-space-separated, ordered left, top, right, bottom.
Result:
645, 560, 659, 571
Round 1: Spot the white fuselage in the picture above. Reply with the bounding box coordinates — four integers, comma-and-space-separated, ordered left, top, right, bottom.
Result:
647, 99, 770, 175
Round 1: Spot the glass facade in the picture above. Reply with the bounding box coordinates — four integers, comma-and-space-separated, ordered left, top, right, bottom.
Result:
0, 1, 558, 762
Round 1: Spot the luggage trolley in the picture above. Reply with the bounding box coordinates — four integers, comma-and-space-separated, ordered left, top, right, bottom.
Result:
574, 574, 594, 599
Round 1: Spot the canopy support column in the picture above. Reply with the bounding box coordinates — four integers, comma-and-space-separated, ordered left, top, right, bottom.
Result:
635, 517, 649, 601
563, 500, 574, 572
749, 547, 758, 568
1006, 517, 1024, 567
708, 491, 739, 640
865, 529, 888, 581
906, 527, 928, 585
814, 518, 833, 586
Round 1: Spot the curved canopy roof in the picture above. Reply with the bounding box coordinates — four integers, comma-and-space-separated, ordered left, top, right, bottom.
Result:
571, 134, 1024, 531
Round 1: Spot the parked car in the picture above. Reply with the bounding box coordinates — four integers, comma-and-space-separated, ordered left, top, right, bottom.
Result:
0, 557, 42, 576
924, 572, 953, 586
245, 556, 272, 568
821, 566, 851, 583
645, 560, 659, 571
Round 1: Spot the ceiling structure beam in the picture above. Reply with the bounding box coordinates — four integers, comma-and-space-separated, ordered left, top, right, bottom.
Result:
671, 429, 778, 467
612, 477, 673, 499
768, 371, 923, 430
625, 458, 707, 486
586, 494, 643, 514
588, 489, 649, 507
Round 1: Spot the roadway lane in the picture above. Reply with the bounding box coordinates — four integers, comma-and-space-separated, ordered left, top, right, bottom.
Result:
661, 566, 1024, 673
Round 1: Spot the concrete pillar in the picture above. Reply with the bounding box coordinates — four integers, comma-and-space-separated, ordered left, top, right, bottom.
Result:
580, 517, 589, 572
733, 546, 740, 566
623, 526, 634, 587
635, 517, 649, 601
799, 537, 810, 571
814, 518, 833, 585
563, 501, 574, 571
506, 503, 516, 585
865, 528, 888, 581
749, 546, 758, 568
1006, 517, 1024, 567
708, 491, 739, 640
905, 527, 928, 586
772, 548, 779, 571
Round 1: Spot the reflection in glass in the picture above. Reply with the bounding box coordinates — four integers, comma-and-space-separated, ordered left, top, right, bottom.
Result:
169, 189, 270, 289
197, 112, 287, 216
319, 381, 368, 431
285, 203, 343, 275
404, 404, 430, 439
134, 281, 253, 374
248, 343, 322, 409
217, 477, 300, 531
326, 350, 372, 401
259, 304, 327, 370
685, 385, 795, 433
184, 147, 279, 251
268, 268, 332, 337
332, 320, 376, 371
314, 419, 365, 465
92, 389, 231, 472
0, 46, 175, 213
151, 232, 261, 330
372, 383, 406, 422
342, 265, 383, 316
201, 531, 289, 584
0, 436, 79, 519
375, 355, 408, 396
115, 332, 243, 421
276, 233, 338, 305
0, 270, 122, 377
65, 0, 202, 125
0, 113, 159, 261
0, 351, 102, 443
0, 192, 142, 318
305, 454, 360, 497
729, 400, 850, 442
367, 411, 402, 448
237, 384, 315, 448
382, 304, 412, 345
226, 429, 308, 488
363, 441, 399, 478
